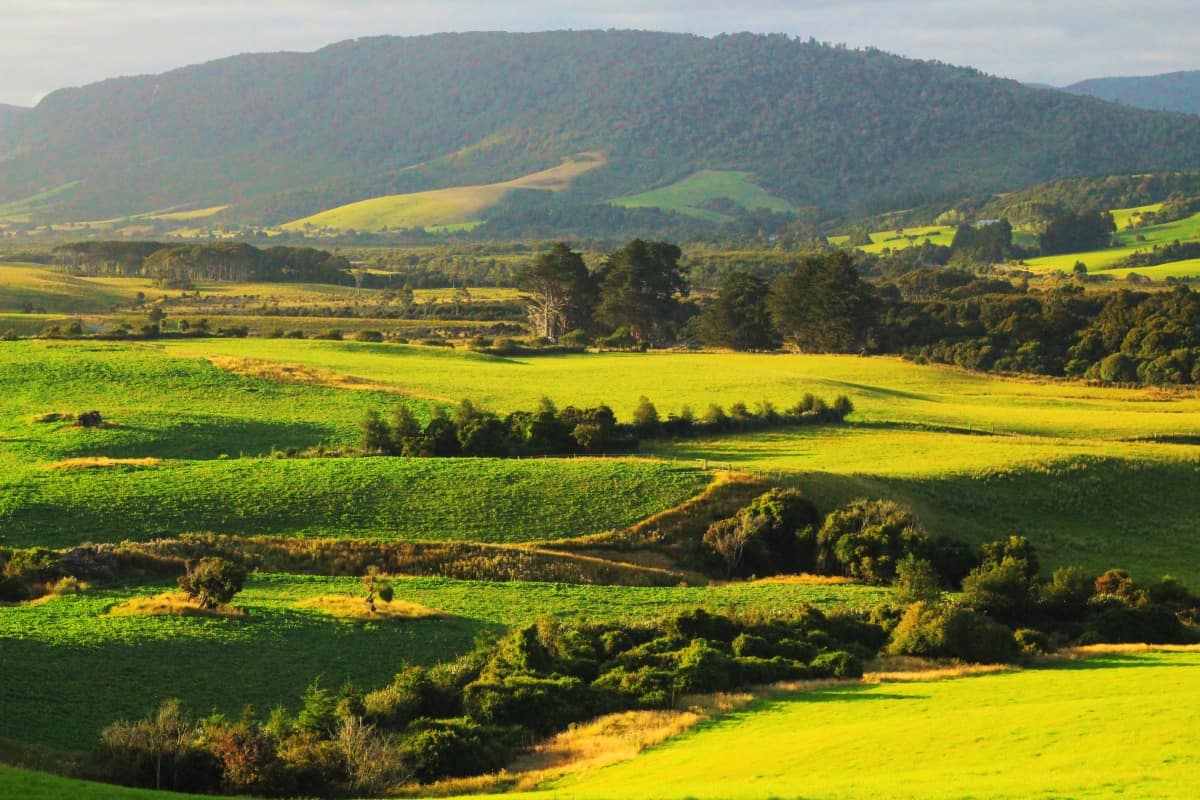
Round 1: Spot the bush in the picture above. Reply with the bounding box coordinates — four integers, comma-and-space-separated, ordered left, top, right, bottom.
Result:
1083, 604, 1193, 644
672, 639, 737, 694
816, 499, 929, 584
888, 601, 1021, 664
400, 719, 512, 782
463, 675, 597, 735
177, 557, 247, 609
354, 330, 384, 342
808, 650, 863, 679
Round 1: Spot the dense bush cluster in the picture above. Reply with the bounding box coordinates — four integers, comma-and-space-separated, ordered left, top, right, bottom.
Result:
360, 394, 852, 458
885, 538, 1199, 662
704, 494, 969, 584
91, 607, 882, 795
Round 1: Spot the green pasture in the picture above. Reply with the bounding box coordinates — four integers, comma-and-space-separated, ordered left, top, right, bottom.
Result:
154, 340, 1200, 440
1025, 208, 1200, 273
857, 225, 957, 253
0, 573, 886, 750
0, 457, 707, 548
0, 766, 224, 800
0, 342, 706, 546
530, 650, 1200, 800
1111, 202, 1163, 230
612, 170, 795, 221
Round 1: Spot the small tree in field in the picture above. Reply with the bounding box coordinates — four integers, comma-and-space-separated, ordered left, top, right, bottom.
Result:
178, 558, 247, 609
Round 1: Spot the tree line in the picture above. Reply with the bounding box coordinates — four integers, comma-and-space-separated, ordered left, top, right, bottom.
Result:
359, 394, 853, 459
52, 241, 358, 288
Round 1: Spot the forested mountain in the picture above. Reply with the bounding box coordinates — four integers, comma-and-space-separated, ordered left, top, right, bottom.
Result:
3, 30, 1200, 230
0, 103, 26, 139
1064, 71, 1200, 115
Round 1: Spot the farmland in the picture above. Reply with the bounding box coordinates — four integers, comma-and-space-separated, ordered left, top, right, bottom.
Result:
283, 153, 605, 232
612, 170, 796, 222
1024, 207, 1200, 275
529, 650, 1200, 800
3, 301, 1199, 797
1, 573, 887, 750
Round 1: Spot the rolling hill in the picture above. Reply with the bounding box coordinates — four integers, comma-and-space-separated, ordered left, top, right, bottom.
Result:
1064, 70, 1200, 115
3, 31, 1200, 231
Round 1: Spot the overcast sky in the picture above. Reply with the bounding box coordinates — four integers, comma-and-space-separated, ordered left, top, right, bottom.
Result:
3, 0, 1199, 107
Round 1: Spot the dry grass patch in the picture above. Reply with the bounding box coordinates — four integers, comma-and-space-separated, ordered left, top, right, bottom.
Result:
44, 457, 164, 471
294, 594, 442, 621
752, 573, 856, 585
1054, 642, 1200, 657
107, 592, 245, 619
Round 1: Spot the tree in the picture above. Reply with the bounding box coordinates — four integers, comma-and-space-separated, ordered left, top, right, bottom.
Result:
631, 396, 661, 436
703, 515, 766, 578
359, 409, 392, 454
178, 558, 247, 609
768, 251, 876, 352
517, 243, 597, 342
815, 499, 928, 584
696, 271, 780, 351
594, 239, 687, 344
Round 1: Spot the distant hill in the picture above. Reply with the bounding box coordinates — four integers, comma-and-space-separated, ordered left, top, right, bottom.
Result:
1064, 71, 1200, 115
0, 103, 26, 138
2, 30, 1200, 232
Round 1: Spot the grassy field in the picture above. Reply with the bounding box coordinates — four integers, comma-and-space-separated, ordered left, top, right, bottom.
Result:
140, 341, 1200, 581
1025, 208, 1200, 274
858, 225, 957, 253
284, 153, 604, 232
0, 342, 707, 546
528, 650, 1200, 800
0, 573, 886, 750
0, 766, 225, 800
0, 457, 708, 548
612, 170, 796, 222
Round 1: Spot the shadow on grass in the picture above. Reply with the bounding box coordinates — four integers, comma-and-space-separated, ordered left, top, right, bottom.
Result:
1043, 652, 1200, 672
62, 418, 334, 460
0, 610, 492, 751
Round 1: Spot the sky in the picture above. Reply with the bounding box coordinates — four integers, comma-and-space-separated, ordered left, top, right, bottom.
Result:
3, 0, 1199, 107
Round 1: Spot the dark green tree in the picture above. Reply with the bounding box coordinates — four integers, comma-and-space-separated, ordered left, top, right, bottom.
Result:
696, 271, 780, 351
768, 252, 876, 352
594, 240, 687, 344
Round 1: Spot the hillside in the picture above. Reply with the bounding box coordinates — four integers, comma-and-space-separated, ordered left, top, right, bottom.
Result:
3, 31, 1200, 231
1065, 70, 1200, 115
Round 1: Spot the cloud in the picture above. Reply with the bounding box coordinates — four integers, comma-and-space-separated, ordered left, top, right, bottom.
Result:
1, 1, 1198, 106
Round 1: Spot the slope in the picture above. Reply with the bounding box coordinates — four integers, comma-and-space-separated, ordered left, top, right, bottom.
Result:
3, 31, 1200, 226
285, 153, 604, 231
1065, 70, 1200, 115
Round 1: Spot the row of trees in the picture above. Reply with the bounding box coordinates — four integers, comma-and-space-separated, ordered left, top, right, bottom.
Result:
519, 242, 877, 353
53, 241, 356, 288
361, 394, 853, 458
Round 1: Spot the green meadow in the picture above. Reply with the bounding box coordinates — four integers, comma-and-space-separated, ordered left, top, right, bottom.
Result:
1025, 208, 1200, 274
0, 573, 886, 750
526, 650, 1200, 800
612, 170, 796, 221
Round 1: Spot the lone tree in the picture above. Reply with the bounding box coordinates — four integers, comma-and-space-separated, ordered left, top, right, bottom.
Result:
517, 243, 597, 342
178, 557, 247, 609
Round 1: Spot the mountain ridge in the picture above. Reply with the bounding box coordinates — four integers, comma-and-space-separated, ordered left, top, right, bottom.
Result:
2, 30, 1200, 231
1063, 70, 1200, 116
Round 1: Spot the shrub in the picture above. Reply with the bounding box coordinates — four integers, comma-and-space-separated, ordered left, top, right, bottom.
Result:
463, 675, 596, 735
672, 639, 737, 694
1083, 604, 1193, 644
808, 650, 863, 679
960, 557, 1035, 625
816, 499, 929, 584
354, 330, 384, 342
177, 557, 246, 609
888, 601, 1020, 664
400, 719, 512, 782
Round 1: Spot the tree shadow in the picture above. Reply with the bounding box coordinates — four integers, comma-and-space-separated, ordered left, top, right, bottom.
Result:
61, 418, 334, 460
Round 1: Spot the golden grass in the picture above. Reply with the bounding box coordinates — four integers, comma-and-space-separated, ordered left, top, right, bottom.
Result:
43, 457, 164, 471
285, 152, 605, 232
294, 594, 442, 621
1056, 643, 1200, 657
106, 592, 245, 618
751, 573, 856, 585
